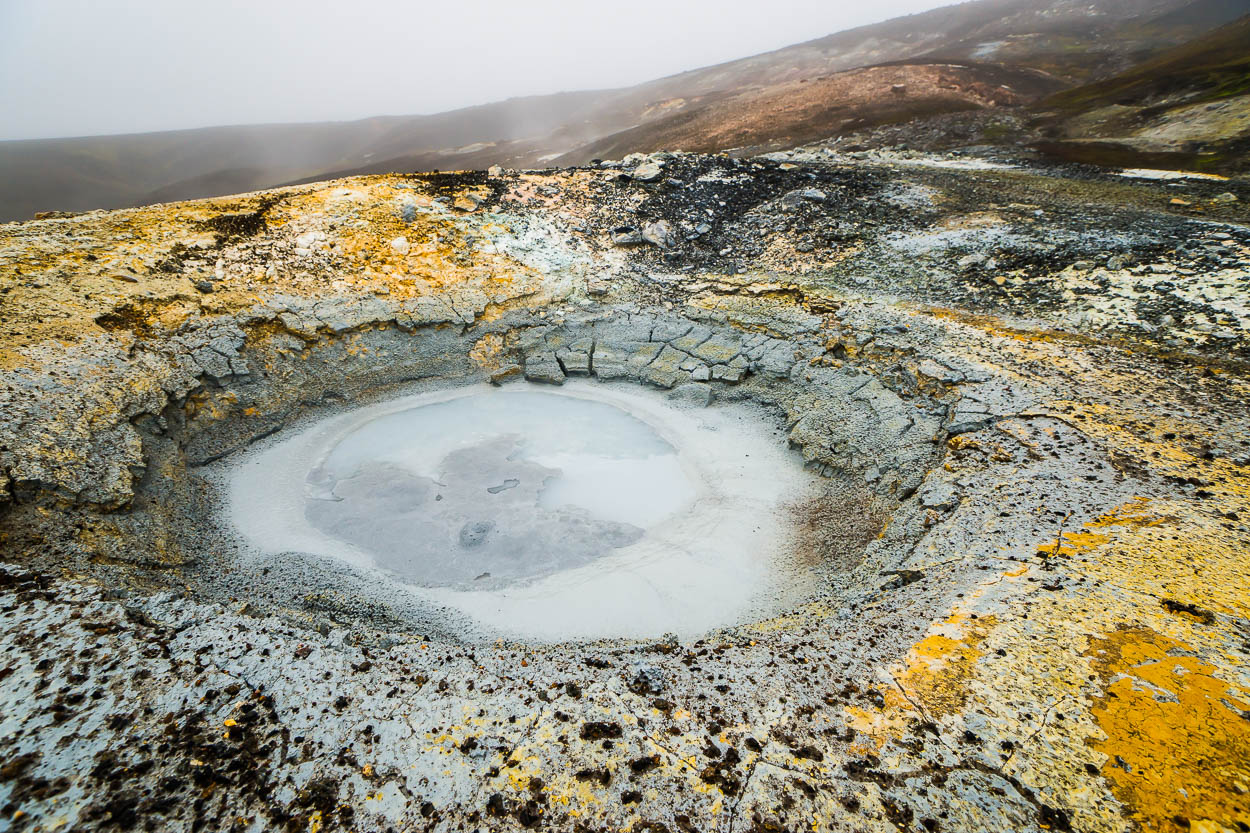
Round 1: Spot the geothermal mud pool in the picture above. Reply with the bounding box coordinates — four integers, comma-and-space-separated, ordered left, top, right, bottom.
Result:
1, 151, 1248, 833
225, 382, 816, 641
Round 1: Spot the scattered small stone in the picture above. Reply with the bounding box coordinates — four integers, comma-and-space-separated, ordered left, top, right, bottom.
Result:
642, 220, 678, 249
523, 354, 565, 385
627, 663, 666, 695
632, 161, 664, 182
611, 226, 643, 246
881, 569, 925, 589
489, 364, 524, 386
556, 346, 592, 376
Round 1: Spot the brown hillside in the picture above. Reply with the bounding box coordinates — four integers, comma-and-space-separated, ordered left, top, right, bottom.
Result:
560, 62, 1066, 162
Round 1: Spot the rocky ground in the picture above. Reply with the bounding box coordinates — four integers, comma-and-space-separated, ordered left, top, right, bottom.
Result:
1, 149, 1248, 833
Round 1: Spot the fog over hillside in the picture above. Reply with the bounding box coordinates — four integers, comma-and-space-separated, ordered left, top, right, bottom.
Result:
1, 0, 1246, 221
1, 0, 953, 140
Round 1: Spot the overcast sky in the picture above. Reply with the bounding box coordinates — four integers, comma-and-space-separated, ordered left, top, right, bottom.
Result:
1, 0, 954, 141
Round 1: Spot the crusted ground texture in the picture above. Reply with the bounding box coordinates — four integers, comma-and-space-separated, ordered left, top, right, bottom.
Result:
1, 151, 1248, 833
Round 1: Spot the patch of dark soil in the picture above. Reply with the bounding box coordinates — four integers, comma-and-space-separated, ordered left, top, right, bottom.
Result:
629, 755, 661, 775
75, 689, 345, 833
882, 798, 916, 831
1033, 140, 1250, 176
402, 170, 510, 211
574, 767, 613, 786
698, 746, 743, 795
583, 154, 893, 275
0, 751, 71, 829
93, 296, 195, 337
789, 483, 891, 571
1161, 598, 1217, 624
579, 721, 623, 741
149, 198, 279, 276
830, 109, 1040, 153
843, 756, 899, 787
199, 198, 277, 247
1038, 803, 1073, 831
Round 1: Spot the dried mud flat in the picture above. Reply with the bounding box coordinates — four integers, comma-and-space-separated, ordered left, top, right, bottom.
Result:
1, 151, 1248, 833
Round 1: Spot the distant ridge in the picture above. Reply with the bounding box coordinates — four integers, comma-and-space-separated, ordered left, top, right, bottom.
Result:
1034, 14, 1250, 173
3, 0, 1244, 222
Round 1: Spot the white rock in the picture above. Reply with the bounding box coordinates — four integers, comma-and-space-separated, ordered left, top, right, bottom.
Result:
919, 480, 959, 511
917, 359, 963, 384
642, 220, 678, 249
632, 161, 664, 182
390, 236, 410, 255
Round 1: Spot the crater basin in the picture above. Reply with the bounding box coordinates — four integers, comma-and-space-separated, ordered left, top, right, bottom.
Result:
224, 381, 817, 641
